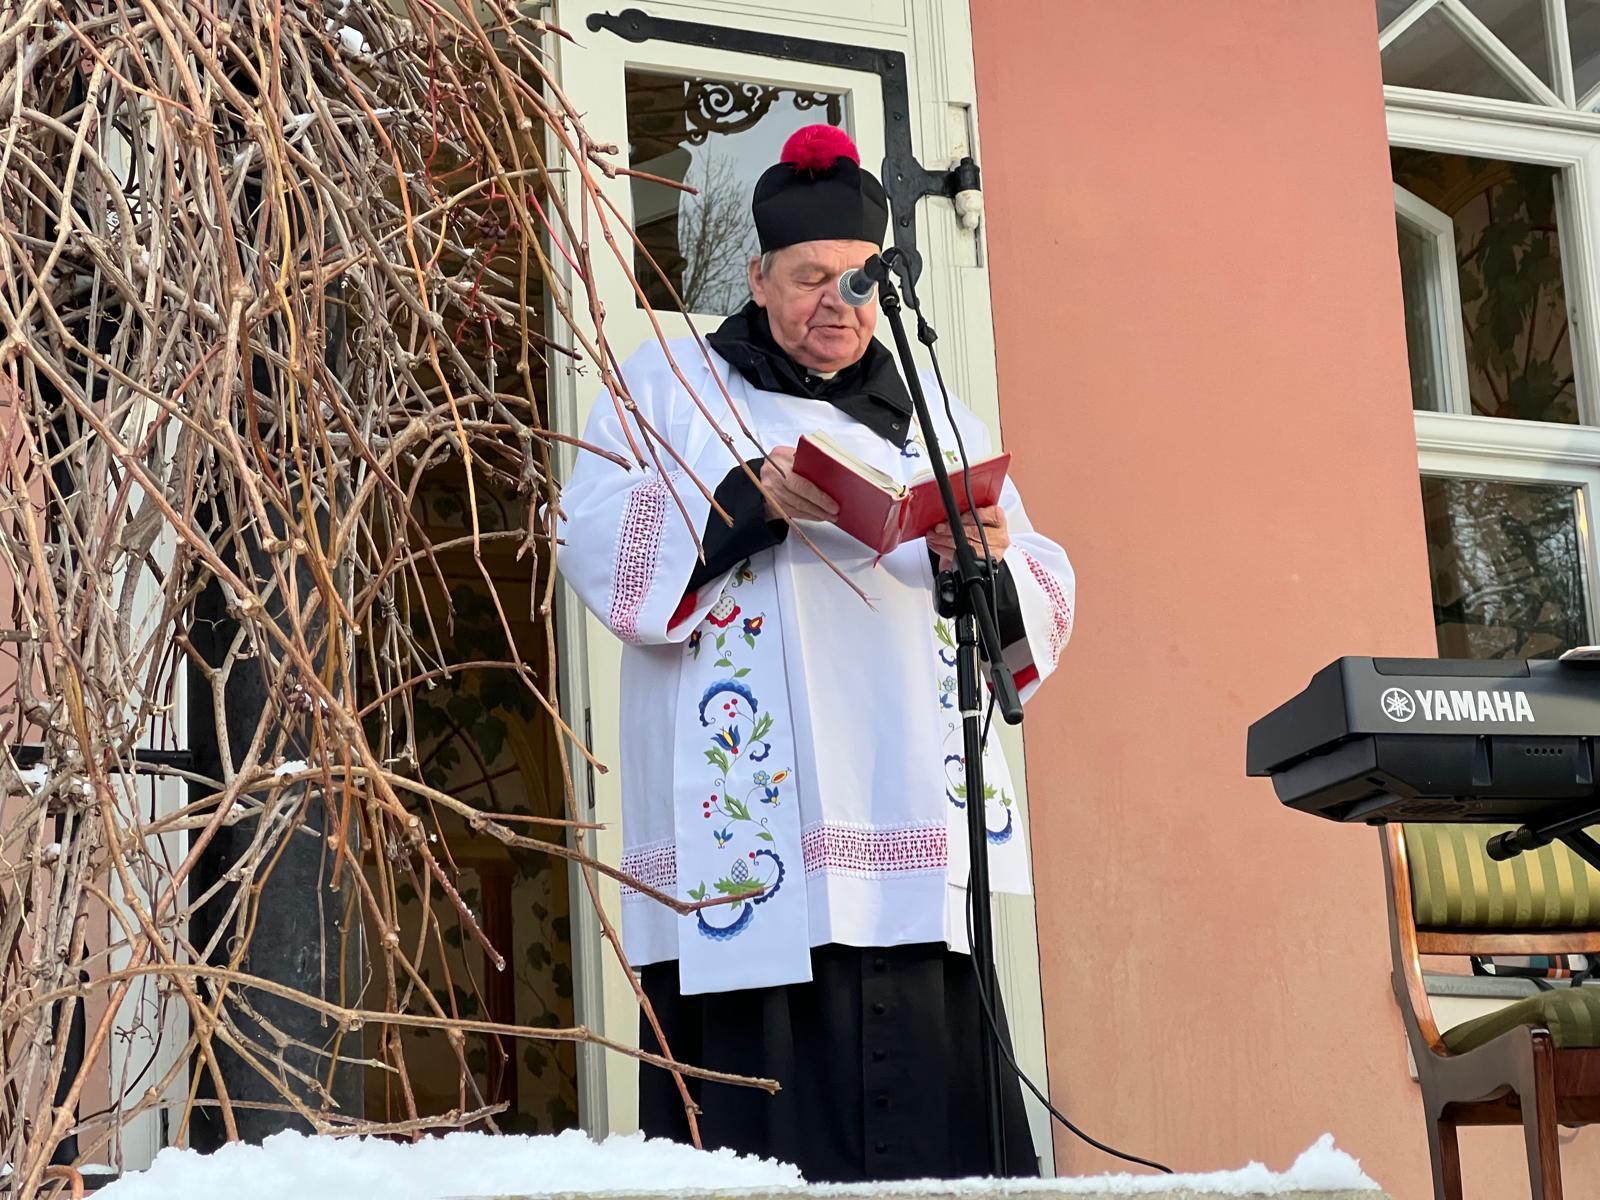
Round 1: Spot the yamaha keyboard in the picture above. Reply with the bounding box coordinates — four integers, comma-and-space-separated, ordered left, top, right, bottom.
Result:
1247, 655, 1600, 825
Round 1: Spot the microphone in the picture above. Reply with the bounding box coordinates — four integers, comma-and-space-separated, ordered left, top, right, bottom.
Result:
837, 255, 888, 308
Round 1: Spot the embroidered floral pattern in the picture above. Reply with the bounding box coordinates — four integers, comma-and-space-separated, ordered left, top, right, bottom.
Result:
935, 616, 1015, 844
685, 560, 789, 939
609, 474, 672, 644
706, 595, 742, 628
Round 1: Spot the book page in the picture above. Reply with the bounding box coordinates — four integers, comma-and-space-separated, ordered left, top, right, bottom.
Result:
909, 450, 1003, 491
804, 432, 903, 495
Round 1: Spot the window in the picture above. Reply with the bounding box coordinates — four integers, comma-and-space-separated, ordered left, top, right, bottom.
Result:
1392, 150, 1578, 423
1379, 0, 1571, 106
1422, 476, 1591, 656
1382, 3, 1600, 657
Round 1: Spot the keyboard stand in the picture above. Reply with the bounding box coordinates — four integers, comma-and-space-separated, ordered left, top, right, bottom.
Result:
1485, 803, 1600, 874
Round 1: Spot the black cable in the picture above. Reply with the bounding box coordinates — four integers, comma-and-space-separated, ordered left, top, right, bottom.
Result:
890, 252, 1174, 1176
964, 886, 1175, 1175
889, 253, 1000, 616
909, 307, 998, 749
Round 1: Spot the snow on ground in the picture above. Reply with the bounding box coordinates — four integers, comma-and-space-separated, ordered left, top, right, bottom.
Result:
95, 1130, 801, 1200
93, 1130, 1378, 1199
815, 1136, 1380, 1196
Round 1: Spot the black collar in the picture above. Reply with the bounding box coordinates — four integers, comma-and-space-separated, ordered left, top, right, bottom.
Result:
706, 302, 914, 446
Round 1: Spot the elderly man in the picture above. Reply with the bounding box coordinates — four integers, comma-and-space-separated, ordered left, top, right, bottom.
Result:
558, 126, 1074, 1182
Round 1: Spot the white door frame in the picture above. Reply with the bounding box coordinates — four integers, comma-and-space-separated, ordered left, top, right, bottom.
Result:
547, 2, 1055, 1170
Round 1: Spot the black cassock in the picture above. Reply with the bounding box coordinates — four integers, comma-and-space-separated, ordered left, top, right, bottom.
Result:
638, 942, 1038, 1183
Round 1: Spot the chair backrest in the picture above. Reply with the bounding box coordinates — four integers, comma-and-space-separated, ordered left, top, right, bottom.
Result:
1382, 824, 1600, 1056
1400, 824, 1600, 951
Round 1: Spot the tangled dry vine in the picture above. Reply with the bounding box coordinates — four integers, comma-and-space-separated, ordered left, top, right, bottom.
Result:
0, 2, 775, 1194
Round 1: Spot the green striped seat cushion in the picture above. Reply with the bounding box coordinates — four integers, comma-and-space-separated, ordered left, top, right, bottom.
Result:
1404, 824, 1600, 930
1442, 986, 1600, 1052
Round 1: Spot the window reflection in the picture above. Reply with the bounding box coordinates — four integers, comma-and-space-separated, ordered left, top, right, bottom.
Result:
1423, 476, 1590, 658
625, 70, 847, 316
1392, 149, 1578, 423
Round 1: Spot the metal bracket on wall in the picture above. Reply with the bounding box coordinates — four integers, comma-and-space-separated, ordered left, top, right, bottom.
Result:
587, 7, 981, 278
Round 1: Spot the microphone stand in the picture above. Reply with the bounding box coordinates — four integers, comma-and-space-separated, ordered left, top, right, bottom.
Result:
871, 248, 1024, 1177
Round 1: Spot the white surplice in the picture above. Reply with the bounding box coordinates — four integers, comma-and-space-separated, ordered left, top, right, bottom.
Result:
558, 337, 1076, 995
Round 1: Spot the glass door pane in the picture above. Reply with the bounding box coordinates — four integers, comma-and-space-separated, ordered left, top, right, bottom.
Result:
1422, 475, 1591, 657
626, 70, 849, 316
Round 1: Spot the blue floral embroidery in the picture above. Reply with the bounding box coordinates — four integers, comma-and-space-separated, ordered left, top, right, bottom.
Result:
695, 849, 787, 940
686, 562, 794, 940
697, 680, 757, 727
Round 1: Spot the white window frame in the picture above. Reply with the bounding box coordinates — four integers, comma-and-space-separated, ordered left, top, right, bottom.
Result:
1416, 426, 1600, 642
1382, 0, 1567, 106
1388, 108, 1600, 429
1394, 182, 1473, 414
1388, 102, 1600, 649
1381, 0, 1594, 108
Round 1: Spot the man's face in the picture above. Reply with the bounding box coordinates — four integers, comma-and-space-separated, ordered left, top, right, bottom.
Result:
748, 239, 880, 374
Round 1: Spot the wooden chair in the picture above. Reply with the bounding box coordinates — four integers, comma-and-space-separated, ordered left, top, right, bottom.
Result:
1383, 823, 1600, 1200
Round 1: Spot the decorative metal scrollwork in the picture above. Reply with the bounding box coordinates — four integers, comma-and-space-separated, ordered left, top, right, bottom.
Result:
682, 79, 841, 144
594, 8, 977, 264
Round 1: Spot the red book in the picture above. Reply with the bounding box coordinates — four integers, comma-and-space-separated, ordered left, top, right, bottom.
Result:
791, 433, 1011, 556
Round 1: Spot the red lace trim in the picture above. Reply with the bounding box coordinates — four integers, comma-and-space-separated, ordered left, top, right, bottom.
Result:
620, 841, 677, 899
610, 475, 673, 644
1021, 549, 1073, 669
620, 822, 949, 897
802, 821, 948, 878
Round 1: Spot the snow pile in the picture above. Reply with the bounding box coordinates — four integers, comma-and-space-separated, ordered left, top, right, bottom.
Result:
888, 1135, 1378, 1195
95, 1129, 803, 1200
94, 1131, 1377, 1198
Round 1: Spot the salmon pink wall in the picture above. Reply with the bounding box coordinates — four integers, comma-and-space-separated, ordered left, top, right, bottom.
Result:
969, 3, 1592, 1196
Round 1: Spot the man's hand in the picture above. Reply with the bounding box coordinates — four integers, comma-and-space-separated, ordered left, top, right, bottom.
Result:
761, 447, 840, 524
926, 505, 1009, 571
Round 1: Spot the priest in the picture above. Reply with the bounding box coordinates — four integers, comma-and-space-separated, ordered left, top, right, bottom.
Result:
557, 124, 1076, 1182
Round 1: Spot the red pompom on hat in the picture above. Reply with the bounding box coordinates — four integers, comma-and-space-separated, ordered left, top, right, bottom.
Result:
780, 124, 860, 171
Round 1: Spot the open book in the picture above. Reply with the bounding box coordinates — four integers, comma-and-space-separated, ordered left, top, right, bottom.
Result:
791, 432, 1011, 556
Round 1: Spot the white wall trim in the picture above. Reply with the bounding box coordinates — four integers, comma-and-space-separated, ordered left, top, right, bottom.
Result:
1387, 85, 1600, 131
1416, 411, 1600, 470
